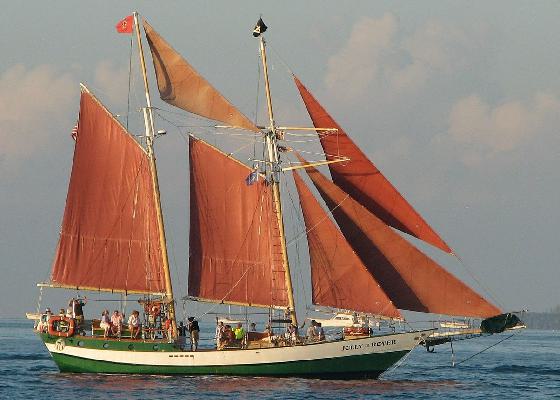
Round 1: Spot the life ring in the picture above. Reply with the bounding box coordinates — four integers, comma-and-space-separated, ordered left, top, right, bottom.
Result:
48, 316, 75, 338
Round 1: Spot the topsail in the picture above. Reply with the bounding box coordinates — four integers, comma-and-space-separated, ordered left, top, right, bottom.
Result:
143, 20, 260, 133
294, 76, 452, 254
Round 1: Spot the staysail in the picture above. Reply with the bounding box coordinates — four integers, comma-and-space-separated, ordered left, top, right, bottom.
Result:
293, 170, 401, 319
143, 20, 260, 133
301, 162, 500, 318
188, 136, 288, 308
50, 86, 166, 294
294, 76, 452, 254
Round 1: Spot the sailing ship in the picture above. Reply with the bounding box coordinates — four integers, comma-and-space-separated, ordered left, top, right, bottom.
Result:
29, 13, 521, 378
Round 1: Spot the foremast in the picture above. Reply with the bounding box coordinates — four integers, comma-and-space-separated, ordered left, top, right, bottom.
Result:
257, 34, 298, 327
133, 12, 177, 338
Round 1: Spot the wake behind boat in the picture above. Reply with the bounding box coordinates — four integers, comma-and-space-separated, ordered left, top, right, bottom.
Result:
29, 12, 522, 378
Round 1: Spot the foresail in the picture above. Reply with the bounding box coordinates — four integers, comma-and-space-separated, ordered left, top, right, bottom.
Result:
143, 20, 260, 133
50, 87, 166, 294
293, 76, 452, 254
293, 170, 401, 319
301, 162, 501, 318
188, 136, 288, 308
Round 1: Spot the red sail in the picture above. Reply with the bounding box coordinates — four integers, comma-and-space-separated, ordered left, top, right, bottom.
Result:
188, 137, 288, 308
294, 76, 452, 254
143, 20, 260, 133
301, 162, 500, 318
50, 88, 166, 294
293, 171, 401, 318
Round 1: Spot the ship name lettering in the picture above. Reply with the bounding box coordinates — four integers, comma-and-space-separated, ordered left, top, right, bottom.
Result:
370, 339, 397, 347
341, 343, 363, 351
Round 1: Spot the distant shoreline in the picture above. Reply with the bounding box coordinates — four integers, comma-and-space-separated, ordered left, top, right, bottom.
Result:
521, 312, 560, 330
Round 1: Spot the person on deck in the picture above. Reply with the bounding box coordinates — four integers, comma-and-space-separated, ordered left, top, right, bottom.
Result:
222, 324, 234, 348
264, 324, 273, 336
285, 323, 297, 343
317, 322, 325, 341
100, 310, 111, 339
164, 317, 172, 341
69, 297, 87, 326
178, 321, 187, 349
215, 321, 224, 349
187, 317, 200, 351
128, 310, 141, 339
110, 310, 123, 337
38, 308, 52, 333
234, 323, 245, 347
306, 320, 318, 342
249, 322, 257, 332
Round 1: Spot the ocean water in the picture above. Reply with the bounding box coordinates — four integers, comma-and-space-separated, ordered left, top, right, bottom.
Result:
1, 319, 558, 399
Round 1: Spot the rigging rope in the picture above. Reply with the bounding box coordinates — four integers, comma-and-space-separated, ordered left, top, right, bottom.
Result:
454, 254, 504, 310
286, 192, 350, 248
453, 331, 518, 367
126, 32, 133, 131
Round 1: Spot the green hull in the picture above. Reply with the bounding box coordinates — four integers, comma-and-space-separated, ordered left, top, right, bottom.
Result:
51, 348, 409, 378
40, 333, 413, 379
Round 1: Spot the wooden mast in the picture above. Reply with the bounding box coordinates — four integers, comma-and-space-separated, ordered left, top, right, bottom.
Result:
133, 11, 177, 338
258, 33, 298, 326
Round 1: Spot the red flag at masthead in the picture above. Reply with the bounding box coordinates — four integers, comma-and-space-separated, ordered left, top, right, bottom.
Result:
116, 15, 134, 34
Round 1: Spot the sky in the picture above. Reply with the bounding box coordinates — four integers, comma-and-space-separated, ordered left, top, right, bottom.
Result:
1, 1, 559, 318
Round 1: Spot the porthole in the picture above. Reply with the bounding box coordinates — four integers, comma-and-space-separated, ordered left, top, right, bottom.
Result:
128, 344, 134, 350
153, 344, 159, 350
103, 342, 109, 349
77, 341, 85, 347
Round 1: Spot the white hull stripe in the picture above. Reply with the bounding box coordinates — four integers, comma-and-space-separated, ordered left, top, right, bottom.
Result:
46, 331, 426, 367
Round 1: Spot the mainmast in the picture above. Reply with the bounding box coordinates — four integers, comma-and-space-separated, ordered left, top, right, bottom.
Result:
133, 12, 177, 338
257, 29, 298, 326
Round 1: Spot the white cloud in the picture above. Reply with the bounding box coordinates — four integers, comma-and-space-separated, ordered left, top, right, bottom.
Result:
324, 15, 475, 99
448, 92, 560, 165
325, 14, 397, 99
389, 21, 471, 92
93, 60, 129, 107
0, 64, 75, 172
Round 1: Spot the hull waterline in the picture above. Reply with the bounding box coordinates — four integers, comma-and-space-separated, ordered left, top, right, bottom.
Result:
40, 330, 432, 378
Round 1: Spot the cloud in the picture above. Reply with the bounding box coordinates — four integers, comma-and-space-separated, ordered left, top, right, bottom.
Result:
389, 21, 471, 92
448, 92, 560, 164
325, 14, 397, 99
93, 60, 129, 107
0, 64, 75, 173
324, 15, 474, 99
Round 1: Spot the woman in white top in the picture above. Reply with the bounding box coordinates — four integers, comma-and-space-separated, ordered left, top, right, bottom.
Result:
100, 310, 111, 338
128, 310, 141, 339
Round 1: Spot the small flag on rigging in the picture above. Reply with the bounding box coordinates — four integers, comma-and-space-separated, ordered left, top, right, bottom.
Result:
116, 15, 134, 34
245, 169, 259, 186
252, 17, 267, 37
71, 120, 79, 141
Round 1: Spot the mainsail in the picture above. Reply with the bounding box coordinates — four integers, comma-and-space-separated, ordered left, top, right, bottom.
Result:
143, 20, 260, 133
293, 170, 401, 319
188, 137, 288, 308
293, 76, 452, 254
50, 87, 166, 294
300, 162, 500, 318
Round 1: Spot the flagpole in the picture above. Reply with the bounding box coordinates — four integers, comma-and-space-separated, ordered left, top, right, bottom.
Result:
132, 11, 177, 340
256, 21, 298, 327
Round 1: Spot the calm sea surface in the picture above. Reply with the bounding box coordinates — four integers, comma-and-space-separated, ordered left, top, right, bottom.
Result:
1, 319, 558, 399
